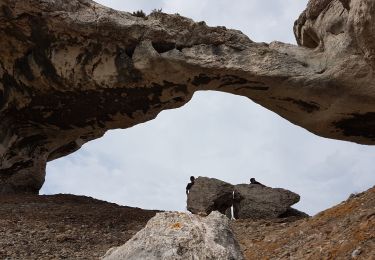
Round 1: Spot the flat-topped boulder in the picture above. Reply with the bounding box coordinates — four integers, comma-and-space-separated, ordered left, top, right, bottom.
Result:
233, 184, 301, 219
187, 177, 233, 216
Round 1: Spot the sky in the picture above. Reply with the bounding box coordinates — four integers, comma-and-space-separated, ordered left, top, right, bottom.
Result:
40, 0, 375, 216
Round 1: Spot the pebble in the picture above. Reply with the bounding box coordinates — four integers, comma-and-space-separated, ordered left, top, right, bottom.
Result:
351, 247, 362, 258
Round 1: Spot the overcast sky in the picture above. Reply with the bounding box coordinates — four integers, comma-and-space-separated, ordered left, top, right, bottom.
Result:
40, 0, 375, 216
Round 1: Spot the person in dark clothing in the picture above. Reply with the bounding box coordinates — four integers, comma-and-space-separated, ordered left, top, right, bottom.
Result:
186, 176, 195, 195
250, 177, 265, 187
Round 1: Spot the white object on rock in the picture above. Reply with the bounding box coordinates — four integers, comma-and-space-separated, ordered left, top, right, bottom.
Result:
351, 247, 362, 258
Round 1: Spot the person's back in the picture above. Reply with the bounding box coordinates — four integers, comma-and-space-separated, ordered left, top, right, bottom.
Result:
250, 177, 265, 187
186, 176, 195, 195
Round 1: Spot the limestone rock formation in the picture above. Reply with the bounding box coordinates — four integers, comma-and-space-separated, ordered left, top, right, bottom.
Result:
233, 184, 301, 219
1, 0, 375, 193
101, 211, 244, 260
187, 177, 233, 216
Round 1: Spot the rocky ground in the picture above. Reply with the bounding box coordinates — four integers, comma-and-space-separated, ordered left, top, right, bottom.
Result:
0, 187, 374, 259
232, 186, 375, 260
0, 195, 158, 259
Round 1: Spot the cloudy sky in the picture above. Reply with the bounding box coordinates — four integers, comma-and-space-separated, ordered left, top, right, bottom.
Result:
40, 0, 375, 216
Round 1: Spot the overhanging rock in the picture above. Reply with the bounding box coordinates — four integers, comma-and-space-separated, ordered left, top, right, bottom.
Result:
1, 0, 375, 193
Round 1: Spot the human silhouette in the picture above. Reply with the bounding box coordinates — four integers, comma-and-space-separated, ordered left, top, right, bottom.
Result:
186, 176, 195, 195
250, 177, 265, 187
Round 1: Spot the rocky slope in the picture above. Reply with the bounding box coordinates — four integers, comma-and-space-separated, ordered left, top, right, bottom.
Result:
1, 0, 375, 193
0, 194, 158, 259
1, 186, 373, 259
232, 186, 375, 259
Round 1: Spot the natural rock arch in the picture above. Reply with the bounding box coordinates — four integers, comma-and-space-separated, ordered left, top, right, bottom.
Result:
1, 0, 375, 193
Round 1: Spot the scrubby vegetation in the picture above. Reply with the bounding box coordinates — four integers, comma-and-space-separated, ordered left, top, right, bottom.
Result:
132, 10, 146, 18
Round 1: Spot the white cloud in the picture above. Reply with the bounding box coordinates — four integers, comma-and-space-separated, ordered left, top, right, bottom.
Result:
161, 0, 307, 43
41, 1, 375, 216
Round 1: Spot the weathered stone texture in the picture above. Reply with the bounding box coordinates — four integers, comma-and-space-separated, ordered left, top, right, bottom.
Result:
187, 177, 233, 216
233, 184, 301, 219
1, 0, 375, 193
102, 211, 244, 260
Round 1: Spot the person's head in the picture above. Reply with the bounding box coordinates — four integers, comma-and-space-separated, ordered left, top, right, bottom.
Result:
250, 178, 255, 183
190, 176, 195, 182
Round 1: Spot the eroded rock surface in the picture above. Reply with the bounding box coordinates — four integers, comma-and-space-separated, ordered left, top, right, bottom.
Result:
187, 177, 233, 216
1, 0, 375, 193
102, 211, 244, 260
233, 184, 301, 219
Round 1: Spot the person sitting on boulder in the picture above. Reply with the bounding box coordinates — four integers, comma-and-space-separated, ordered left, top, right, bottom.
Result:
186, 176, 195, 195
250, 177, 265, 187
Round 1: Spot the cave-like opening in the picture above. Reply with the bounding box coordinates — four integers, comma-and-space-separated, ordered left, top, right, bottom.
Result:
41, 91, 375, 215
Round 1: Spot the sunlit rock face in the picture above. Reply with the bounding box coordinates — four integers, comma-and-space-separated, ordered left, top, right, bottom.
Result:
102, 211, 244, 260
0, 0, 374, 193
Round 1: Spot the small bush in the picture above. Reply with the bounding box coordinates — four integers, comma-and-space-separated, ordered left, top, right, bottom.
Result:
151, 8, 163, 14
132, 10, 146, 18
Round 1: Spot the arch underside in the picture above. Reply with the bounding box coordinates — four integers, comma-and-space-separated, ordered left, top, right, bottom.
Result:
0, 0, 375, 193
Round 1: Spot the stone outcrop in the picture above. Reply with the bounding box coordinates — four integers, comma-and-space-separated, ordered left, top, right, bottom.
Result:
233, 184, 301, 219
187, 177, 233, 216
1, 0, 375, 193
187, 178, 307, 220
102, 211, 244, 260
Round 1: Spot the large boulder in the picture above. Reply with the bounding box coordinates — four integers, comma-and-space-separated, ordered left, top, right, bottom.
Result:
187, 177, 233, 216
233, 184, 300, 219
102, 211, 243, 260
